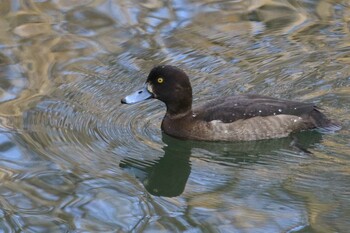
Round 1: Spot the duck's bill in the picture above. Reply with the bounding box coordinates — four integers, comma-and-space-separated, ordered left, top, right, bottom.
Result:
121, 85, 153, 104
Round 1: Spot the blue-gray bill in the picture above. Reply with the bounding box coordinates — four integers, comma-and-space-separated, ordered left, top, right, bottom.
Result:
121, 85, 153, 104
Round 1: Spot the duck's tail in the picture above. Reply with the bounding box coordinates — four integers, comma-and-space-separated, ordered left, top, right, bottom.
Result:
309, 107, 341, 131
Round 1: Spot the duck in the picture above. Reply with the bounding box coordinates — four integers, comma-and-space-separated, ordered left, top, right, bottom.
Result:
121, 65, 336, 141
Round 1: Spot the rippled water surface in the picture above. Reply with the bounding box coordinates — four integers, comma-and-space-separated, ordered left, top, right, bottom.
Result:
0, 0, 349, 232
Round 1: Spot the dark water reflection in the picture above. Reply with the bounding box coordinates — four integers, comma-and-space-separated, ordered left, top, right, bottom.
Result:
121, 132, 322, 198
0, 0, 350, 232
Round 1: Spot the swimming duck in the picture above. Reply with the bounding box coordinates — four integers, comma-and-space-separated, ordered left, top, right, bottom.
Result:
121, 65, 335, 141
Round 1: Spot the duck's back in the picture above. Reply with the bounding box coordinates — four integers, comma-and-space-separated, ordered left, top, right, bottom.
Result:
188, 95, 334, 141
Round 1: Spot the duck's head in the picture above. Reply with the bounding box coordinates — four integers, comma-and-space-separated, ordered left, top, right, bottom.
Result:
121, 65, 193, 115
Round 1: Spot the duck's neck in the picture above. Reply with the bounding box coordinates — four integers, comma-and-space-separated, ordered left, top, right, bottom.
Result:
165, 99, 192, 119
166, 108, 192, 119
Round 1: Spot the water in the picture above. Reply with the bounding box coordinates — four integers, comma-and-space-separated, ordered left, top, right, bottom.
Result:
0, 0, 349, 232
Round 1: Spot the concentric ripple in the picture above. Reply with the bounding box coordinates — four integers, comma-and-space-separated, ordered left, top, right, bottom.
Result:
13, 61, 167, 172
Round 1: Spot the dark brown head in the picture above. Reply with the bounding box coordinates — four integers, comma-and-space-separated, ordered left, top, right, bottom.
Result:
122, 65, 193, 116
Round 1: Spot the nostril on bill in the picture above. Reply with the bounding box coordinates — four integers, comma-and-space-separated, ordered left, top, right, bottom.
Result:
138, 91, 143, 94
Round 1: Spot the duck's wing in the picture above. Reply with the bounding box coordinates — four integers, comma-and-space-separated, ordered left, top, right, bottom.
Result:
193, 94, 331, 127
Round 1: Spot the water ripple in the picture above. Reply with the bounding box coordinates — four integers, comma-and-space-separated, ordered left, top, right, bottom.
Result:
15, 62, 167, 169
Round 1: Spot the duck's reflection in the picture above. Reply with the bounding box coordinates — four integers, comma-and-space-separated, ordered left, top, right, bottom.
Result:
120, 135, 192, 197
120, 131, 323, 197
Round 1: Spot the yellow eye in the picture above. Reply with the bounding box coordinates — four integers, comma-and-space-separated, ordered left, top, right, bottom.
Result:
157, 77, 164, 84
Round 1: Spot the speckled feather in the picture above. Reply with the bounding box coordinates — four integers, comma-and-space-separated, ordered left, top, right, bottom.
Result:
194, 94, 330, 127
